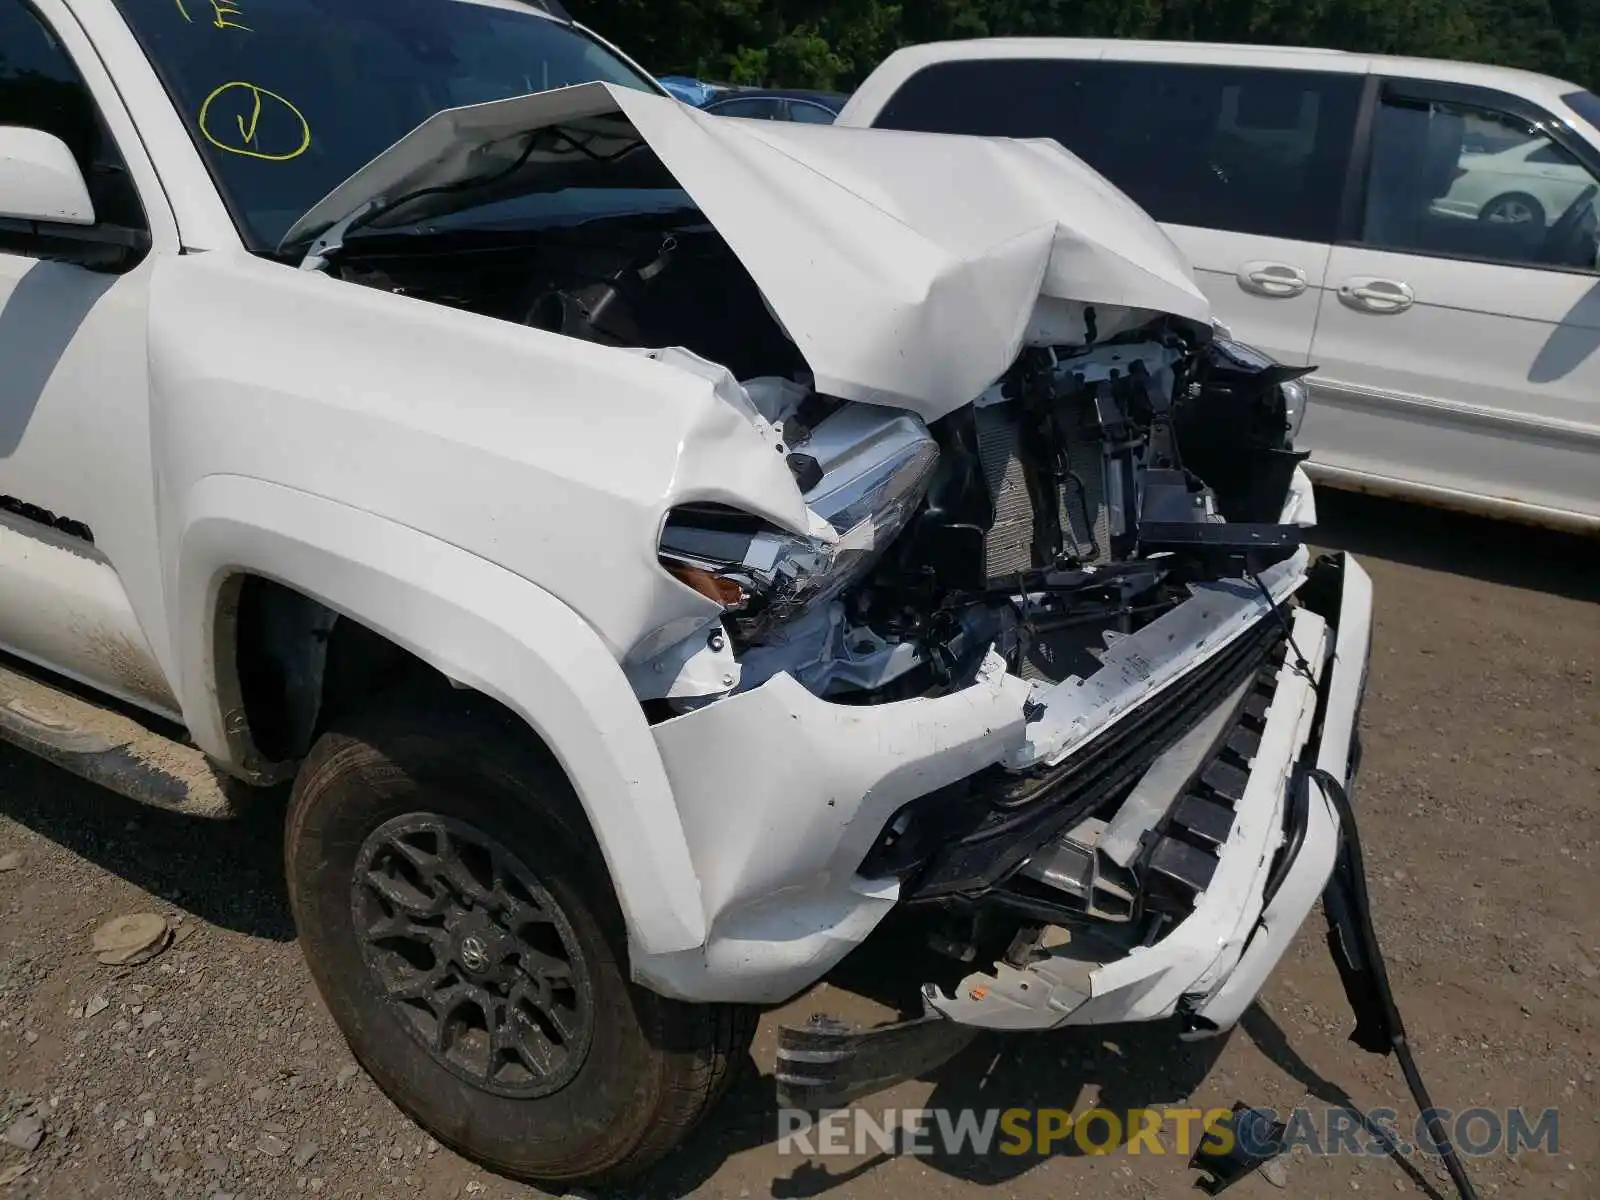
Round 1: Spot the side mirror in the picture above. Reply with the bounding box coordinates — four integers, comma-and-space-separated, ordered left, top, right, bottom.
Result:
0, 127, 95, 225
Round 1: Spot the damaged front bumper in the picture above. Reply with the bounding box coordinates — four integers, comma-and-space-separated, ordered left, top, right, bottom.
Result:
771, 553, 1371, 1110
923, 553, 1368, 1034
635, 546, 1371, 1025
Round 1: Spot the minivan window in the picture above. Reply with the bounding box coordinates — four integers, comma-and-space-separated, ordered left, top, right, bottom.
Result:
1362, 90, 1600, 271
871, 59, 1363, 244
872, 58, 1094, 141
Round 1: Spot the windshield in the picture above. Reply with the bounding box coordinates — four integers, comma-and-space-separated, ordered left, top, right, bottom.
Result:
113, 0, 659, 249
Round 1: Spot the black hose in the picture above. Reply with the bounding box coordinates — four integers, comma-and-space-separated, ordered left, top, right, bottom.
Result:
1247, 568, 1317, 685
1310, 766, 1480, 1200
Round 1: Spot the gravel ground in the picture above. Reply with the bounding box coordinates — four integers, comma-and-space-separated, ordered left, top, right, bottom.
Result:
0, 490, 1595, 1200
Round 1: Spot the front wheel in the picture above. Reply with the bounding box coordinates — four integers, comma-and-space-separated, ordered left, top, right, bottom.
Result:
284, 702, 753, 1185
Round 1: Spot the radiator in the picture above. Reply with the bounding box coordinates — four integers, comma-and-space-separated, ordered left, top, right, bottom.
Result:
975, 403, 1109, 581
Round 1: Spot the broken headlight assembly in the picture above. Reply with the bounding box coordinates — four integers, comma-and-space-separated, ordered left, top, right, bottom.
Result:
1279, 377, 1307, 442
1213, 336, 1308, 442
660, 408, 940, 642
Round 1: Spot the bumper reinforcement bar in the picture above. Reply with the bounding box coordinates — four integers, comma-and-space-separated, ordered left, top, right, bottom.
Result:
774, 1002, 977, 1111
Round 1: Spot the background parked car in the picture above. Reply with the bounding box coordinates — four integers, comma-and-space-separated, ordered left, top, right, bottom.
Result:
702, 87, 847, 122
655, 73, 724, 105
839, 40, 1600, 533
1433, 133, 1597, 226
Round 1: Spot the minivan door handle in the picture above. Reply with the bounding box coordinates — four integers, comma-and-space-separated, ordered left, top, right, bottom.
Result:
1338, 277, 1415, 314
1239, 261, 1309, 298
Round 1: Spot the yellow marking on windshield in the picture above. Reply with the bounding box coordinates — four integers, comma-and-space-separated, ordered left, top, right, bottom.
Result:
235, 85, 262, 145
209, 0, 251, 30
198, 82, 311, 161
174, 0, 192, 21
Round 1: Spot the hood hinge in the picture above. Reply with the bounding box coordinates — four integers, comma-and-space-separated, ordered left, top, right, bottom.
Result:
297, 199, 385, 272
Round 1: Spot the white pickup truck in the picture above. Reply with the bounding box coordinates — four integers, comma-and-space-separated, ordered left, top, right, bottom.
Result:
0, 0, 1371, 1184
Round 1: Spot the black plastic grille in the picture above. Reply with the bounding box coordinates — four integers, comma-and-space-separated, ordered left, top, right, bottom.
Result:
878, 614, 1285, 900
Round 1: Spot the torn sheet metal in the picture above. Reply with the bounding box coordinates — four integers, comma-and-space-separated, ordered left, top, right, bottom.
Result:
280, 82, 1211, 420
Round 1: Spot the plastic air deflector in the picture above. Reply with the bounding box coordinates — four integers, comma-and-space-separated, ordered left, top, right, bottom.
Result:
1317, 767, 1479, 1200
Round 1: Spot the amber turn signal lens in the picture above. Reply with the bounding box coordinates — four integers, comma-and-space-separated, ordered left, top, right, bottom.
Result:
665, 563, 746, 608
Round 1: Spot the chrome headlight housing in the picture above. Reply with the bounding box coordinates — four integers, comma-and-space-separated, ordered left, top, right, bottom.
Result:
660, 406, 939, 641
1212, 335, 1309, 443
1279, 376, 1308, 442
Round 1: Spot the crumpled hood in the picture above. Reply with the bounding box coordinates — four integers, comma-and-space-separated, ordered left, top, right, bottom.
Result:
281, 82, 1210, 420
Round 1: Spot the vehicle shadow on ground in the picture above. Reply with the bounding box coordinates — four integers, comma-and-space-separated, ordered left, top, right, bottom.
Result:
0, 746, 295, 940
788, 1029, 1228, 1195
648, 910, 1233, 1197
652, 1022, 1227, 1198
654, 1004, 1452, 1200
1238, 1004, 1450, 1200
1311, 488, 1599, 603
650, 915, 1454, 1199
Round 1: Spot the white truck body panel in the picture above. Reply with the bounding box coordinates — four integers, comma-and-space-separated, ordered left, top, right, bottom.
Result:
0, 3, 1370, 1022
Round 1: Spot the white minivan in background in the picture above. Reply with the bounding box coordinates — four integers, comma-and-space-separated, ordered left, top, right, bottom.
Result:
839, 41, 1600, 532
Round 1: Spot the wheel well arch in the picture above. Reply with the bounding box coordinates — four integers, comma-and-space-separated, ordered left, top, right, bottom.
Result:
214, 573, 448, 775
213, 575, 596, 804
176, 476, 708, 954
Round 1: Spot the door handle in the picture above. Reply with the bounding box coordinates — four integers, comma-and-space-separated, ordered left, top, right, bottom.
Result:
1338, 277, 1414, 314
1239, 260, 1309, 298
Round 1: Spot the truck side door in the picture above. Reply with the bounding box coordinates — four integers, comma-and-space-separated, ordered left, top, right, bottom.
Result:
0, 0, 179, 714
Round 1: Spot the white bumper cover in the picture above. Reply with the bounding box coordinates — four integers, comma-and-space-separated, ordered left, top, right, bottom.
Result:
633, 549, 1373, 1017
930, 556, 1370, 1031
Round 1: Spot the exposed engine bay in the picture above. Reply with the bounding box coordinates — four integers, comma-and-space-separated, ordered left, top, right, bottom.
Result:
333, 214, 1314, 717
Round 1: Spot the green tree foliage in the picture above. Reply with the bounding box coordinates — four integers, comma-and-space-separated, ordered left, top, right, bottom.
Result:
578, 0, 1600, 93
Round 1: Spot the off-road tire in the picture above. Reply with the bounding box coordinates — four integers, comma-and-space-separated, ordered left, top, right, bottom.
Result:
284, 701, 754, 1185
